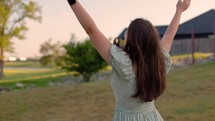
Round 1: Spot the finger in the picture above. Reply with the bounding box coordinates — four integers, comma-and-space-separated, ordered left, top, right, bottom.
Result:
186, 0, 191, 4
178, 0, 182, 3
185, 0, 191, 7
188, 0, 191, 5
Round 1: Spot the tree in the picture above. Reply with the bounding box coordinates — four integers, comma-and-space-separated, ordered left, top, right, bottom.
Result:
39, 39, 64, 67
59, 40, 108, 82
0, 0, 41, 78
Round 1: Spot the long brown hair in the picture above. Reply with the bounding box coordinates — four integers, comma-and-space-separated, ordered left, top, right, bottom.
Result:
125, 18, 166, 102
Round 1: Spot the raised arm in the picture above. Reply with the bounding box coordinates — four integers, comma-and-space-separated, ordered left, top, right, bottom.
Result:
67, 0, 112, 63
160, 0, 191, 53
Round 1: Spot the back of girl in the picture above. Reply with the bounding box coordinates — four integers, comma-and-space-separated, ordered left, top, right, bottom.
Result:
67, 0, 191, 120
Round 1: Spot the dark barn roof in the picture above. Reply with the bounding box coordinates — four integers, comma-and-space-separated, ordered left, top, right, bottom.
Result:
177, 9, 215, 39
118, 9, 215, 39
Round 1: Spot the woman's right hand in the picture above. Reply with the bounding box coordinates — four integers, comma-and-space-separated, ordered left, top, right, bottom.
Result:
160, 0, 191, 52
176, 0, 191, 13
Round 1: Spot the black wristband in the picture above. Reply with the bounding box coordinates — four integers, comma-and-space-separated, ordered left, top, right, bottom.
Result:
67, 0, 76, 6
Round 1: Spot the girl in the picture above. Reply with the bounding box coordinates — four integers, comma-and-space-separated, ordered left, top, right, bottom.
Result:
67, 0, 190, 120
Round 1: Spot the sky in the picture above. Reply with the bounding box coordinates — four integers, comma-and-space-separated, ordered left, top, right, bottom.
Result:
10, 0, 215, 58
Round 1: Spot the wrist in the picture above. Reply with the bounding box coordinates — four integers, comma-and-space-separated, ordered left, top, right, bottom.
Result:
176, 8, 183, 15
67, 0, 76, 6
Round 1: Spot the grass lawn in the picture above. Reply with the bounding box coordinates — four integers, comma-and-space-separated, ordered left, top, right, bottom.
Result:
1, 61, 70, 89
0, 62, 215, 121
0, 68, 70, 89
4, 61, 43, 68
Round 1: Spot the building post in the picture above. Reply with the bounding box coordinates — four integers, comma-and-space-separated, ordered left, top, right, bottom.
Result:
192, 29, 195, 65
213, 21, 215, 61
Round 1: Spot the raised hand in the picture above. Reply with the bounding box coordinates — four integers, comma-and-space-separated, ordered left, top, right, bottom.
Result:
160, 0, 191, 52
67, 0, 76, 6
176, 0, 191, 13
67, 1, 112, 63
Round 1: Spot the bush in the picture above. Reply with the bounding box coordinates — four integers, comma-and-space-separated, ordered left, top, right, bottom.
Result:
58, 40, 108, 82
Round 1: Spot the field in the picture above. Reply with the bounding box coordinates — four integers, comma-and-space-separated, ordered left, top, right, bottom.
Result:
0, 62, 215, 121
1, 61, 69, 89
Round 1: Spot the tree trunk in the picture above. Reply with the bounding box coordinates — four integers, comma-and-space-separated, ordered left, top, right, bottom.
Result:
0, 47, 4, 78
0, 60, 3, 78
83, 73, 91, 82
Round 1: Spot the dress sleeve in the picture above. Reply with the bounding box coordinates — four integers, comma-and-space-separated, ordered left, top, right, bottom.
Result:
109, 45, 135, 81
161, 48, 172, 73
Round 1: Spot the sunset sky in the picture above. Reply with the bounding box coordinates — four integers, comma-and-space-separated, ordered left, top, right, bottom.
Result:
11, 0, 215, 58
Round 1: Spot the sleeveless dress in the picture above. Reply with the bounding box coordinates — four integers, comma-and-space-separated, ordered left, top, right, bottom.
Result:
109, 45, 171, 121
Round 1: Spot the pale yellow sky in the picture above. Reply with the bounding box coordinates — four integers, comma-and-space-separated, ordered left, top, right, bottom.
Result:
11, 0, 215, 58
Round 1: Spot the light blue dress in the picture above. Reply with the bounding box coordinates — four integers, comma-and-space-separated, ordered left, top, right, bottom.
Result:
110, 45, 171, 121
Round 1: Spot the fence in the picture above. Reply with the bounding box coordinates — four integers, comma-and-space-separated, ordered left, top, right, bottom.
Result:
170, 35, 215, 65
170, 37, 214, 55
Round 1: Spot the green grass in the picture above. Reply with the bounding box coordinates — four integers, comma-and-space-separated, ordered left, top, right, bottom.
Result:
156, 62, 215, 121
0, 62, 215, 121
4, 61, 42, 68
1, 61, 110, 90
1, 61, 71, 89
0, 68, 70, 90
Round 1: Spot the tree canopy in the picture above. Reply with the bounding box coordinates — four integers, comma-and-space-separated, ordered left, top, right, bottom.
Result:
39, 39, 64, 67
59, 40, 108, 82
0, 0, 41, 78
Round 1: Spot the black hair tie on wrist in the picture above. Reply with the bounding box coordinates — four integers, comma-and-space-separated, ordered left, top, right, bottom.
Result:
67, 0, 76, 6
